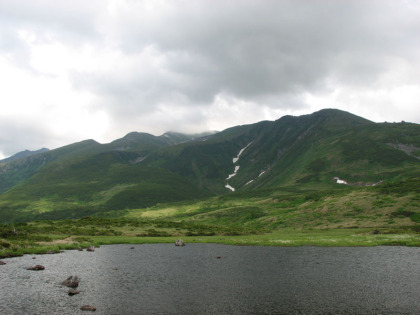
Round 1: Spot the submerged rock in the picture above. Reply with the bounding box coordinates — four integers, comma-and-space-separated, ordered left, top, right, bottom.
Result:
81, 305, 96, 311
175, 239, 185, 246
26, 265, 45, 270
68, 289, 80, 296
62, 275, 79, 288
0, 261, 6, 265
87, 245, 95, 252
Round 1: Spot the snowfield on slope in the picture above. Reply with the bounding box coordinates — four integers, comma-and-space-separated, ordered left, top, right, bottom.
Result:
225, 141, 253, 191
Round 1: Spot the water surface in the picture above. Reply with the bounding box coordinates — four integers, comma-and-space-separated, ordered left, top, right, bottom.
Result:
1, 244, 419, 314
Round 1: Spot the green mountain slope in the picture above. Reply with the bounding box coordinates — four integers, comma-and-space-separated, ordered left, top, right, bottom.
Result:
0, 108, 419, 223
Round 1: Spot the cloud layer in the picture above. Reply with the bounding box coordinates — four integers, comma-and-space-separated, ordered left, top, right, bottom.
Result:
1, 0, 419, 158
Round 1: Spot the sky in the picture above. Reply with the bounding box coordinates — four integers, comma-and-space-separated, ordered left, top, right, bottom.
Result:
1, 0, 420, 159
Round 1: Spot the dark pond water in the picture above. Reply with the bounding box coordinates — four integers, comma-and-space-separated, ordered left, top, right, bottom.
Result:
1, 244, 419, 314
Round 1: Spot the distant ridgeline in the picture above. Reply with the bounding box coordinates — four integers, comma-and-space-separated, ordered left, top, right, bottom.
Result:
0, 108, 419, 222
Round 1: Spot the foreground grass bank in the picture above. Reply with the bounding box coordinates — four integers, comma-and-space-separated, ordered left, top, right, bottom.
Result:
1, 222, 419, 259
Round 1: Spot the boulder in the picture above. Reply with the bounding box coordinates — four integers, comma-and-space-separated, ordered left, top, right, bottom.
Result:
0, 261, 6, 265
81, 305, 96, 311
87, 245, 95, 252
26, 265, 45, 270
62, 275, 79, 288
68, 289, 80, 296
175, 239, 185, 246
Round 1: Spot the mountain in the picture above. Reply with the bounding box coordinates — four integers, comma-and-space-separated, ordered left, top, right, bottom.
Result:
0, 108, 419, 222
0, 132, 209, 194
0, 148, 49, 163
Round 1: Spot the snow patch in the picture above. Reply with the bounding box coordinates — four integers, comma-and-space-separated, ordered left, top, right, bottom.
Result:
233, 141, 253, 163
226, 166, 240, 180
245, 180, 254, 185
225, 184, 235, 192
258, 170, 266, 177
333, 177, 348, 185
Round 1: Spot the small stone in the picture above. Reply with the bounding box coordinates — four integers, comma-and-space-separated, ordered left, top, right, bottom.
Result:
216, 256, 222, 259
68, 289, 80, 296
62, 275, 79, 288
0, 261, 6, 265
26, 265, 45, 270
87, 245, 95, 252
32, 257, 36, 259
81, 305, 96, 311
175, 239, 185, 246
77, 248, 83, 251
130, 246, 134, 249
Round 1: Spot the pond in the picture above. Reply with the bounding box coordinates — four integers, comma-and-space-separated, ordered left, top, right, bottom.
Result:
1, 244, 419, 314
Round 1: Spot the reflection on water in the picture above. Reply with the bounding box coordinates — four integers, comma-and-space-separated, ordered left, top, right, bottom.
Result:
1, 244, 419, 314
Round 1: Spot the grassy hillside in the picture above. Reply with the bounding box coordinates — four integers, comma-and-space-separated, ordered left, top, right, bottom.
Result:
1, 177, 419, 258
0, 109, 418, 224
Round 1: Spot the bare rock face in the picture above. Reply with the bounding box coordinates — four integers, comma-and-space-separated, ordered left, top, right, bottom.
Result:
81, 305, 96, 311
87, 245, 95, 252
175, 239, 185, 246
62, 275, 79, 288
26, 265, 45, 270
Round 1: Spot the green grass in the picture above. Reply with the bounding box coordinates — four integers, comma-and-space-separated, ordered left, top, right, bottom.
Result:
1, 182, 420, 258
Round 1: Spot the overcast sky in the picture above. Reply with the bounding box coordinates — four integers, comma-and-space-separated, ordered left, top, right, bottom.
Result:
1, 0, 419, 159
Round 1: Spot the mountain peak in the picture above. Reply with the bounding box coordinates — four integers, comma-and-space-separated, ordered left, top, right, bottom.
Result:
0, 147, 50, 164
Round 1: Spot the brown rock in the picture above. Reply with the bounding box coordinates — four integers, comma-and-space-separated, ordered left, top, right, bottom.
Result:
81, 305, 96, 311
26, 265, 45, 270
68, 289, 80, 296
62, 275, 79, 288
0, 261, 6, 265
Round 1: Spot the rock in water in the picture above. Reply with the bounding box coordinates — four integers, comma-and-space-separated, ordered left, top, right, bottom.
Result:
0, 261, 6, 265
175, 239, 185, 246
26, 265, 45, 270
62, 275, 79, 288
68, 289, 80, 296
87, 245, 95, 252
81, 305, 96, 311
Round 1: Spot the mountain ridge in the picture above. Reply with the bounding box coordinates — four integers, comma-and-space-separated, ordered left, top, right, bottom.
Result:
0, 108, 419, 222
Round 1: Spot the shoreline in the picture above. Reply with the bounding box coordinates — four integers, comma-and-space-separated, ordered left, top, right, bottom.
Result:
2, 229, 420, 259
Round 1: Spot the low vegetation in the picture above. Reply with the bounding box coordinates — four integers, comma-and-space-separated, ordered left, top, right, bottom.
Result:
1, 179, 419, 258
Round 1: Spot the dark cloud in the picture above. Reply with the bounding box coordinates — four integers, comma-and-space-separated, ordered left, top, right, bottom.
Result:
71, 0, 420, 111
1, 0, 419, 157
